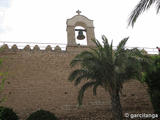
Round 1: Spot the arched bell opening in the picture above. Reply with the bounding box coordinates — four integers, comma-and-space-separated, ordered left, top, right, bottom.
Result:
75, 26, 87, 46
66, 11, 95, 47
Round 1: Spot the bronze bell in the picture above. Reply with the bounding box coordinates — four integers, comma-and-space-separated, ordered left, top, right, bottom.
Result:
75, 29, 86, 40
77, 30, 85, 40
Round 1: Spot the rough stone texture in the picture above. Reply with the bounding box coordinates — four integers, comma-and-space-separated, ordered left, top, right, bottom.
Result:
1, 44, 9, 52
24, 45, 31, 51
67, 14, 95, 47
54, 45, 61, 52
33, 45, 40, 51
67, 15, 94, 27
45, 45, 52, 51
11, 45, 18, 52
0, 46, 153, 120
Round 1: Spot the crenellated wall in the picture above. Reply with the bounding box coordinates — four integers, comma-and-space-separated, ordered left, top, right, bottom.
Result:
0, 44, 62, 52
0, 44, 153, 120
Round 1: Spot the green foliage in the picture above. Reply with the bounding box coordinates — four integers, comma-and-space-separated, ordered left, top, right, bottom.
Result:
128, 0, 160, 27
0, 58, 7, 104
69, 35, 149, 106
0, 59, 2, 65
142, 55, 160, 114
0, 106, 19, 120
26, 110, 58, 120
69, 36, 151, 120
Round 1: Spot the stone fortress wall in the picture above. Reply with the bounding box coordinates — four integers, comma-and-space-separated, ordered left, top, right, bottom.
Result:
0, 12, 154, 119
0, 44, 153, 119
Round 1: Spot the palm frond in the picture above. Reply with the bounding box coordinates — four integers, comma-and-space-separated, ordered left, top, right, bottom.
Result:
128, 0, 156, 27
74, 72, 94, 86
101, 36, 114, 65
78, 81, 96, 106
92, 39, 103, 51
109, 40, 113, 54
117, 37, 129, 52
70, 51, 95, 67
70, 58, 82, 68
102, 35, 110, 54
114, 38, 129, 71
115, 38, 129, 63
90, 47, 101, 58
93, 82, 101, 96
92, 38, 105, 60
156, 0, 160, 13
102, 35, 109, 48
68, 69, 87, 82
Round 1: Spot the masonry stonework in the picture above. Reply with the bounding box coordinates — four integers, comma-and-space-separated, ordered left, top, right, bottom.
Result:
0, 12, 153, 120
0, 46, 153, 119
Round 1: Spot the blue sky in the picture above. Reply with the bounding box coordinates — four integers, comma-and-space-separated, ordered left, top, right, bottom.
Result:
0, 0, 159, 53
0, 0, 10, 32
0, 0, 11, 7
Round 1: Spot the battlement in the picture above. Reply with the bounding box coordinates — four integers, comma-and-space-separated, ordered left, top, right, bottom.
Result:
0, 42, 158, 54
0, 41, 155, 120
0, 43, 153, 120
0, 44, 62, 52
0, 42, 93, 54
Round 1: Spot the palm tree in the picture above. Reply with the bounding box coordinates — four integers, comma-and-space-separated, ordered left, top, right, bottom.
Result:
128, 0, 160, 27
68, 35, 149, 120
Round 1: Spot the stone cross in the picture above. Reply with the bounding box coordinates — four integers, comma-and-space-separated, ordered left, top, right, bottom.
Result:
76, 10, 81, 15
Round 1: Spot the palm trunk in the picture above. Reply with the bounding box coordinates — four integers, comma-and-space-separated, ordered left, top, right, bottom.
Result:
109, 89, 123, 120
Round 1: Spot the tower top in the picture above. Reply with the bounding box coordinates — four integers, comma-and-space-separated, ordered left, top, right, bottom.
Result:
66, 11, 95, 47
76, 10, 81, 15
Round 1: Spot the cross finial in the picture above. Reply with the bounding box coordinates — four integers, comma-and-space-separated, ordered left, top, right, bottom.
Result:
76, 10, 81, 15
